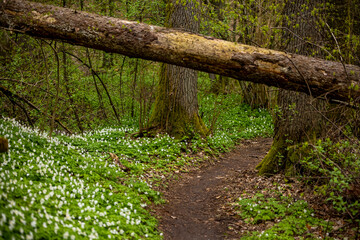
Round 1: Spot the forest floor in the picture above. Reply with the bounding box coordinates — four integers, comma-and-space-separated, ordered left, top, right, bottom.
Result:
154, 138, 272, 239
153, 138, 357, 240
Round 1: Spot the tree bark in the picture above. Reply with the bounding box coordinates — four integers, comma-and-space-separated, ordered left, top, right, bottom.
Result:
256, 0, 330, 176
0, 0, 360, 104
148, 0, 207, 137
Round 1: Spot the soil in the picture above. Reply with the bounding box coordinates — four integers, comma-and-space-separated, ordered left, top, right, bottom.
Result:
155, 138, 272, 240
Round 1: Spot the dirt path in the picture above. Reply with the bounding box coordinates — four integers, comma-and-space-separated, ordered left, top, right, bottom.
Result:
156, 138, 272, 240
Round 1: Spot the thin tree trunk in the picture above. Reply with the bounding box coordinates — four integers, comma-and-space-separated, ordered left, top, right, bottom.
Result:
86, 49, 110, 122
101, 0, 114, 68
131, 59, 138, 119
237, 0, 273, 108
139, 61, 146, 130
62, 44, 84, 133
0, 84, 72, 134
48, 43, 61, 138
59, 0, 80, 133
118, 56, 127, 114
68, 50, 120, 123
38, 39, 50, 132
2, 90, 34, 128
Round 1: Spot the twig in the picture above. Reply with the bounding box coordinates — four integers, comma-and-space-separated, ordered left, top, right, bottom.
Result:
285, 55, 313, 98
1, 90, 34, 128
0, 84, 72, 134
324, 22, 350, 81
0, 78, 66, 100
272, 27, 334, 58
65, 50, 121, 123
106, 152, 131, 172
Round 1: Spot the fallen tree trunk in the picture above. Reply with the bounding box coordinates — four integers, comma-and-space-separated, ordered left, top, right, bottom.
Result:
0, 0, 359, 103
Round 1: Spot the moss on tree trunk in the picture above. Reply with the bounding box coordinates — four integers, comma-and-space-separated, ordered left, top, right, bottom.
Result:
256, 132, 313, 176
257, 88, 326, 176
256, 0, 330, 176
148, 62, 207, 138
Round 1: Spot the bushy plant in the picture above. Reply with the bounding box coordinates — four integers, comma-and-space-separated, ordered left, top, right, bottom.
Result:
235, 193, 330, 239
299, 139, 360, 219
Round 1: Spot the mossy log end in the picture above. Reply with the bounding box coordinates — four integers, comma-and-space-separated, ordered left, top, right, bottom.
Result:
0, 137, 9, 153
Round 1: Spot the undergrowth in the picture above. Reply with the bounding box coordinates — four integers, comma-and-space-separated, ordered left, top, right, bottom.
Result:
233, 138, 360, 240
0, 118, 162, 239
299, 139, 360, 220
0, 96, 274, 239
235, 193, 331, 239
200, 94, 273, 141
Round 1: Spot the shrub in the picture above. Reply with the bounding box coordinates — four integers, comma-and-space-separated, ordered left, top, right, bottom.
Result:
299, 139, 360, 219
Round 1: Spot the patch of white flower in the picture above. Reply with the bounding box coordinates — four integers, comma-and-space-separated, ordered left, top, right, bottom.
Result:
0, 118, 161, 239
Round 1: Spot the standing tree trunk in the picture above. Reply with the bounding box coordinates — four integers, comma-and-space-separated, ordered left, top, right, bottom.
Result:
63, 45, 84, 133
257, 0, 328, 175
148, 0, 207, 138
61, 0, 84, 133
101, 0, 114, 68
238, 0, 278, 109
49, 44, 61, 138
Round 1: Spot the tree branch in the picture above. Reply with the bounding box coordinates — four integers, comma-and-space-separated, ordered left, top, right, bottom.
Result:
0, 84, 73, 135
